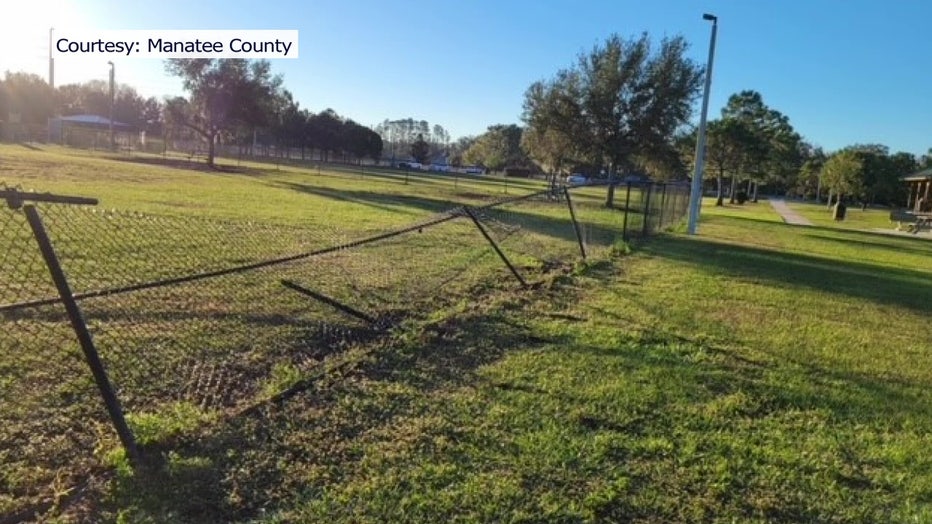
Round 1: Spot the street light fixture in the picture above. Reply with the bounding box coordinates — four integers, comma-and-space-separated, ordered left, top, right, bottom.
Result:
107, 61, 115, 151
686, 13, 718, 235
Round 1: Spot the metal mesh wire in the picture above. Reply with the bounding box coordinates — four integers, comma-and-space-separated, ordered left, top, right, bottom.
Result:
0, 182, 687, 518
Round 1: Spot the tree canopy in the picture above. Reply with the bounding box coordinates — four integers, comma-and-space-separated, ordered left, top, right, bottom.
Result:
463, 124, 528, 172
522, 33, 702, 203
164, 59, 284, 166
821, 150, 864, 201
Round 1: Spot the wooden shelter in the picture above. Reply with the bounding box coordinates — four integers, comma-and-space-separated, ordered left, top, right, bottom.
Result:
903, 168, 932, 212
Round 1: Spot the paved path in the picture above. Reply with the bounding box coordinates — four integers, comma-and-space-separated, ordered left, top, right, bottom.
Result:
770, 199, 814, 226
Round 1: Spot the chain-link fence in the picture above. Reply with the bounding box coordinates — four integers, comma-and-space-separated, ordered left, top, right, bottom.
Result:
0, 180, 687, 519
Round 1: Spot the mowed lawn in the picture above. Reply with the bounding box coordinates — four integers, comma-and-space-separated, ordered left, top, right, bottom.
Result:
784, 199, 902, 231
0, 143, 546, 232
1, 146, 930, 522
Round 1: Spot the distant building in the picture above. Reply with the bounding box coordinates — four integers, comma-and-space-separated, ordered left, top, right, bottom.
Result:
428, 153, 450, 172
48, 114, 133, 146
903, 168, 932, 212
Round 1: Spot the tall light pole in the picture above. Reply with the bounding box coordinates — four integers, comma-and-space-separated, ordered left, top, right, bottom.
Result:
686, 13, 718, 235
107, 61, 115, 151
48, 27, 55, 88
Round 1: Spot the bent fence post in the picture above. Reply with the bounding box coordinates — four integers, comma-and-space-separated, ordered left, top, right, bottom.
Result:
463, 207, 528, 288
22, 204, 141, 466
280, 279, 377, 326
563, 187, 587, 260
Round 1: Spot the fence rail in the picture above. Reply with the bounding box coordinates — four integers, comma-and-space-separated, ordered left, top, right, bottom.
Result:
0, 180, 687, 519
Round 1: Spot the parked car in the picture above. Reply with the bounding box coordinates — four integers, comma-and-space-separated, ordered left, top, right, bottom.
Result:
566, 174, 589, 185
464, 166, 484, 174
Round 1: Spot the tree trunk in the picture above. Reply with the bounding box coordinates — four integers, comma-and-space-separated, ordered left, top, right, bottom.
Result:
827, 190, 834, 209
605, 163, 616, 207
715, 170, 724, 206
752, 182, 759, 203
207, 133, 216, 167
729, 176, 738, 204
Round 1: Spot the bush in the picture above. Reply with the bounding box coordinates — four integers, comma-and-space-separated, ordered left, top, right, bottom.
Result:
504, 166, 532, 178
735, 190, 748, 205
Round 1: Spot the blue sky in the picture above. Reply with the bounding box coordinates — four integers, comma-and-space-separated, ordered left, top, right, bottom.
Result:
2, 0, 931, 156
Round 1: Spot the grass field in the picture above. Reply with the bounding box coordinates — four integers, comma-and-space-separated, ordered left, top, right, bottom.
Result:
784, 199, 902, 230
1, 144, 930, 523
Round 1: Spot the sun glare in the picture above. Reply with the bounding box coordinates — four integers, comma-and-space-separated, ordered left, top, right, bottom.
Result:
0, 0, 95, 81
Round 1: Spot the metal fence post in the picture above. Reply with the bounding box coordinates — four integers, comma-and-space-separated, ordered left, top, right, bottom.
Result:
22, 204, 141, 466
562, 187, 587, 260
658, 183, 668, 229
463, 207, 527, 288
621, 182, 632, 241
642, 184, 654, 237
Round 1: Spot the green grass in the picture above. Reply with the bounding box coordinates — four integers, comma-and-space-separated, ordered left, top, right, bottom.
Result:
699, 197, 784, 223
1, 145, 930, 522
784, 200, 901, 230
0, 143, 545, 230
1, 144, 620, 519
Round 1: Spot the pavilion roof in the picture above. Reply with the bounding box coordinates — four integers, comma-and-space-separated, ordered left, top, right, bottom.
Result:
901, 167, 932, 182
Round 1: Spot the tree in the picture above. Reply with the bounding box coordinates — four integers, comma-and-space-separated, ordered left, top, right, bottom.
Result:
838, 144, 915, 206
795, 144, 826, 200
56, 80, 161, 132
522, 73, 585, 178
271, 92, 309, 156
885, 151, 917, 205
523, 33, 703, 205
448, 136, 477, 167
720, 91, 802, 202
821, 150, 863, 204
376, 118, 452, 164
306, 109, 343, 162
463, 124, 527, 172
164, 59, 283, 167
431, 124, 449, 146
1, 72, 56, 125
704, 118, 758, 205
339, 119, 382, 163
410, 133, 430, 164
919, 148, 932, 170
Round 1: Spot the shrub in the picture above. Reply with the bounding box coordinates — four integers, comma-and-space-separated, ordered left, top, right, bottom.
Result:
735, 190, 748, 205
504, 166, 532, 178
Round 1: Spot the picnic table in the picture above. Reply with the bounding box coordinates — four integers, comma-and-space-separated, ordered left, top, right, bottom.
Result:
890, 210, 932, 233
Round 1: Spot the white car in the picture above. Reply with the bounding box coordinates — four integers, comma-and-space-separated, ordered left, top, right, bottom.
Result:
566, 174, 589, 185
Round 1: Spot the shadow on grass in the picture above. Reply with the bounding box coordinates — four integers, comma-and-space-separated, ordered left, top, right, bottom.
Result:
706, 213, 932, 248
112, 155, 269, 176
274, 181, 461, 215
266, 159, 545, 191
641, 235, 932, 314
275, 181, 623, 252
85, 301, 557, 522
557, 323, 928, 521
803, 232, 932, 256
18, 142, 44, 151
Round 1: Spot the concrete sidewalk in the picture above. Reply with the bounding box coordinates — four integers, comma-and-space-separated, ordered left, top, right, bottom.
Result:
770, 199, 813, 226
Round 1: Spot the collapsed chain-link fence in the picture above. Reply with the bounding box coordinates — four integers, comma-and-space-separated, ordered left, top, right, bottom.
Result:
0, 180, 687, 519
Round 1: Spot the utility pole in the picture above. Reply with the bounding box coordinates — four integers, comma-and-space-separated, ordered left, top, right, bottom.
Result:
108, 61, 115, 151
48, 27, 55, 88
